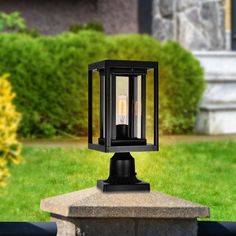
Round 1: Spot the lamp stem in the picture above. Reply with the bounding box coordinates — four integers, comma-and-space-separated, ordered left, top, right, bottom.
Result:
97, 152, 150, 192
106, 152, 140, 185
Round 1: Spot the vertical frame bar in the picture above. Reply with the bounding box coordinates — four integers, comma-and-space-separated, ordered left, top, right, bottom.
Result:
129, 76, 138, 138
99, 70, 104, 139
141, 74, 146, 140
112, 75, 117, 140
105, 66, 111, 148
88, 69, 93, 144
154, 64, 158, 147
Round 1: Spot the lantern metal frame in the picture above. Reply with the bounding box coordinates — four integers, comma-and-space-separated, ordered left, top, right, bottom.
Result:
88, 60, 158, 153
88, 60, 158, 192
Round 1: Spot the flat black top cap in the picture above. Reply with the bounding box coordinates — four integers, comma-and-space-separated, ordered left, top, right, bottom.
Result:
88, 59, 158, 70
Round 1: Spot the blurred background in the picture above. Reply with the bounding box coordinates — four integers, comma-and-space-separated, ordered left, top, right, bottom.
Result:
0, 0, 236, 223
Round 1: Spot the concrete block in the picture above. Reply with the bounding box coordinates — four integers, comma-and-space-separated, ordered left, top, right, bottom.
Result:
41, 187, 209, 236
51, 215, 198, 236
195, 51, 236, 134
41, 187, 209, 219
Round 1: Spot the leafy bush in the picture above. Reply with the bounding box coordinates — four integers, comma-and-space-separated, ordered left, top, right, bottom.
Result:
0, 31, 204, 137
0, 11, 40, 37
0, 74, 21, 187
0, 31, 106, 137
158, 41, 205, 133
106, 34, 205, 133
69, 22, 104, 33
0, 12, 26, 32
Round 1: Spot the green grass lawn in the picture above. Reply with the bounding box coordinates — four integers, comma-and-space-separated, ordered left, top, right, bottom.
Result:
0, 140, 236, 221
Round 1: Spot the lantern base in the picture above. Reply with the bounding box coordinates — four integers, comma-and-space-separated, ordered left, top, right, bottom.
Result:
98, 137, 147, 146
97, 180, 150, 192
97, 152, 150, 192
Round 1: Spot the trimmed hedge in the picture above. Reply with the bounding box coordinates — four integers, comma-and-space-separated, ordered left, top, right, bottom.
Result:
0, 31, 204, 137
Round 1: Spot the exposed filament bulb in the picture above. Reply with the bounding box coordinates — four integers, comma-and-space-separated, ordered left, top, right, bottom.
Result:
117, 94, 128, 125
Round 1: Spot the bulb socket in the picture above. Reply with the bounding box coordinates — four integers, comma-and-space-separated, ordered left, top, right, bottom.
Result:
116, 124, 129, 139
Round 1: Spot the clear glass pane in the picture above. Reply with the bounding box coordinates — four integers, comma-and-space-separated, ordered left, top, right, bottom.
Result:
115, 75, 143, 141
135, 75, 142, 139
116, 76, 129, 125
146, 68, 154, 145
92, 69, 100, 144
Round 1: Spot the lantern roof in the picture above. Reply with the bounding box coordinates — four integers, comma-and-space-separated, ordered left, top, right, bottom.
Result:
88, 60, 158, 70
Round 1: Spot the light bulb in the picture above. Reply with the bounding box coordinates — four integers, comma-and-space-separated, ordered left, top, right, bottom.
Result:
117, 94, 128, 125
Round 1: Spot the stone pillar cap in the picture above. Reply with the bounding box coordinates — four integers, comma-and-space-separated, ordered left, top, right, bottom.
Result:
41, 187, 209, 219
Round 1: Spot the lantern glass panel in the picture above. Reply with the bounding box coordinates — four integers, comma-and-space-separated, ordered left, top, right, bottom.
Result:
113, 75, 143, 142
146, 68, 154, 145
135, 75, 142, 139
91, 69, 101, 144
116, 76, 129, 126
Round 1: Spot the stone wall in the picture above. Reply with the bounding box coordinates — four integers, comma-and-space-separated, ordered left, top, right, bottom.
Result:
152, 0, 225, 50
0, 0, 138, 35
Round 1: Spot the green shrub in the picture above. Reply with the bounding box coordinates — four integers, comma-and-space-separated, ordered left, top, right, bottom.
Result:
0, 31, 204, 137
19, 27, 40, 38
0, 31, 106, 137
0, 11, 40, 37
0, 74, 21, 187
69, 22, 104, 33
0, 12, 26, 32
158, 41, 205, 133
106, 35, 205, 134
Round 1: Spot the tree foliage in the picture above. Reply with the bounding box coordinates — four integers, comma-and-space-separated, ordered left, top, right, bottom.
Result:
0, 74, 21, 187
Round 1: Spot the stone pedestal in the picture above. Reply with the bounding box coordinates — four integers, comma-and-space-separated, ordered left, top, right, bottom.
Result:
41, 187, 209, 236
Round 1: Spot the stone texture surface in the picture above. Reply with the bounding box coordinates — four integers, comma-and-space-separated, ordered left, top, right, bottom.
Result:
152, 0, 225, 50
43, 187, 209, 236
195, 51, 236, 134
0, 0, 138, 35
51, 215, 76, 236
152, 17, 174, 41
51, 214, 198, 236
41, 187, 209, 218
177, 11, 208, 50
136, 218, 197, 236
159, 0, 174, 18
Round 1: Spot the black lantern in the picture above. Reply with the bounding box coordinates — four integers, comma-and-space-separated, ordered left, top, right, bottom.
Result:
88, 60, 158, 192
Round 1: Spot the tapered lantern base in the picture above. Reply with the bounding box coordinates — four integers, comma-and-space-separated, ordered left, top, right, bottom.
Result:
97, 179, 150, 192
97, 152, 150, 192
